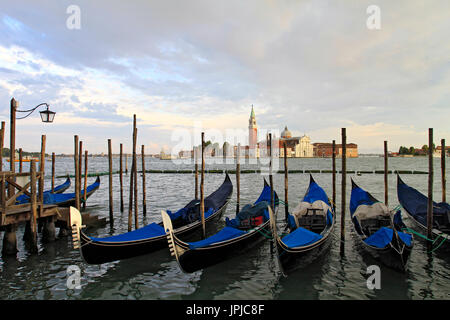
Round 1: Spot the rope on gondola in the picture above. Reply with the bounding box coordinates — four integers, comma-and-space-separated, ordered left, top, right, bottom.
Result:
256, 228, 273, 239
401, 227, 450, 253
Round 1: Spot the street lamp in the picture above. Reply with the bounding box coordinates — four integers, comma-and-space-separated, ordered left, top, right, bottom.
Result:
16, 102, 56, 123
9, 98, 56, 175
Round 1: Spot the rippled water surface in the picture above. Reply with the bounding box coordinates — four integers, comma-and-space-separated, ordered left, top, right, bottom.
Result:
0, 156, 449, 300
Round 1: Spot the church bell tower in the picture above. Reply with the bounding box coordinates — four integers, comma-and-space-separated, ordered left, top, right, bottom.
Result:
249, 105, 257, 149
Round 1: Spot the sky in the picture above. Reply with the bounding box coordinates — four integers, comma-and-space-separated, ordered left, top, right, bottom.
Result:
0, 0, 448, 155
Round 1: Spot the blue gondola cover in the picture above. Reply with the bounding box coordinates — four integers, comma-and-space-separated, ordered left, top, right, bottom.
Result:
17, 178, 99, 205
281, 227, 323, 248
90, 223, 165, 242
188, 227, 246, 249
363, 227, 412, 248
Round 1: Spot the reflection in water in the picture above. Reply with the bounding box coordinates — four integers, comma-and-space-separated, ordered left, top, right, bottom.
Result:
0, 157, 449, 299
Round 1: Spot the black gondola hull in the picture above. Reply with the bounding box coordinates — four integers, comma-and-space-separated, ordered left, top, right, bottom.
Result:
397, 175, 450, 252
79, 201, 229, 264
275, 231, 333, 275
56, 187, 99, 207
355, 235, 412, 272
177, 222, 271, 273
400, 210, 450, 252
53, 177, 71, 194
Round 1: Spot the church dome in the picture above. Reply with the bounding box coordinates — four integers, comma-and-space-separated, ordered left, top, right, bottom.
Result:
281, 126, 292, 138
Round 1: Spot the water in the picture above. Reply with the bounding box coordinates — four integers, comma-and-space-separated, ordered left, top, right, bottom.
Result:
0, 156, 449, 300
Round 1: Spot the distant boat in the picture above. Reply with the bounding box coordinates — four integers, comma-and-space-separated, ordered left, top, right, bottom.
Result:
6, 156, 40, 162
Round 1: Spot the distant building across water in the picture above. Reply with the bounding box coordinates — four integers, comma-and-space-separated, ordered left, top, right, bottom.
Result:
312, 143, 358, 158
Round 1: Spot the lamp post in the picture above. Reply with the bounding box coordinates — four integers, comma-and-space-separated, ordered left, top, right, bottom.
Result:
9, 98, 56, 188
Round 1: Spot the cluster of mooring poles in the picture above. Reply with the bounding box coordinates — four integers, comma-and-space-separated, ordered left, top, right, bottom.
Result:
180, 128, 446, 245
103, 114, 148, 232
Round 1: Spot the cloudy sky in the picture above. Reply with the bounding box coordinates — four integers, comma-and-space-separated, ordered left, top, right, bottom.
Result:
0, 0, 448, 154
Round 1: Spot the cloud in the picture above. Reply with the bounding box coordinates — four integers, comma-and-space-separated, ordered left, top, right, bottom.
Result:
0, 1, 448, 155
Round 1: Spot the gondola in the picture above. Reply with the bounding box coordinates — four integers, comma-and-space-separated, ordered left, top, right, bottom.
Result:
49, 176, 72, 194
350, 179, 413, 271
269, 175, 335, 275
162, 179, 278, 273
397, 175, 450, 251
69, 174, 232, 264
15, 176, 71, 206
18, 176, 100, 207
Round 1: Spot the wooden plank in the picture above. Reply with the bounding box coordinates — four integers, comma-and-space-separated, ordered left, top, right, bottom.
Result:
5, 178, 32, 197
5, 179, 32, 206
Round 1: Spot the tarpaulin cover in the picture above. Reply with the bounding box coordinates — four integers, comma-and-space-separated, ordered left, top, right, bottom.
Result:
16, 177, 71, 203
303, 179, 331, 205
225, 183, 275, 228
281, 226, 323, 248
17, 178, 99, 205
363, 226, 412, 248
398, 177, 450, 227
167, 174, 232, 223
191, 182, 275, 248
90, 223, 165, 242
188, 227, 246, 249
350, 184, 378, 216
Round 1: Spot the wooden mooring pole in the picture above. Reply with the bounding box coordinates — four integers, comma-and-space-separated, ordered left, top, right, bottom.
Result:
74, 135, 80, 210
441, 139, 446, 203
236, 143, 240, 214
0, 122, 4, 172
108, 139, 114, 224
141, 144, 147, 217
18, 148, 22, 173
269, 133, 274, 212
332, 140, 336, 213
133, 127, 138, 230
120, 143, 124, 212
200, 132, 205, 239
9, 98, 17, 198
427, 128, 433, 242
384, 141, 388, 206
51, 152, 55, 192
29, 159, 38, 251
39, 135, 46, 218
83, 150, 88, 210
284, 141, 288, 221
194, 146, 198, 200
128, 151, 134, 232
341, 128, 346, 243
